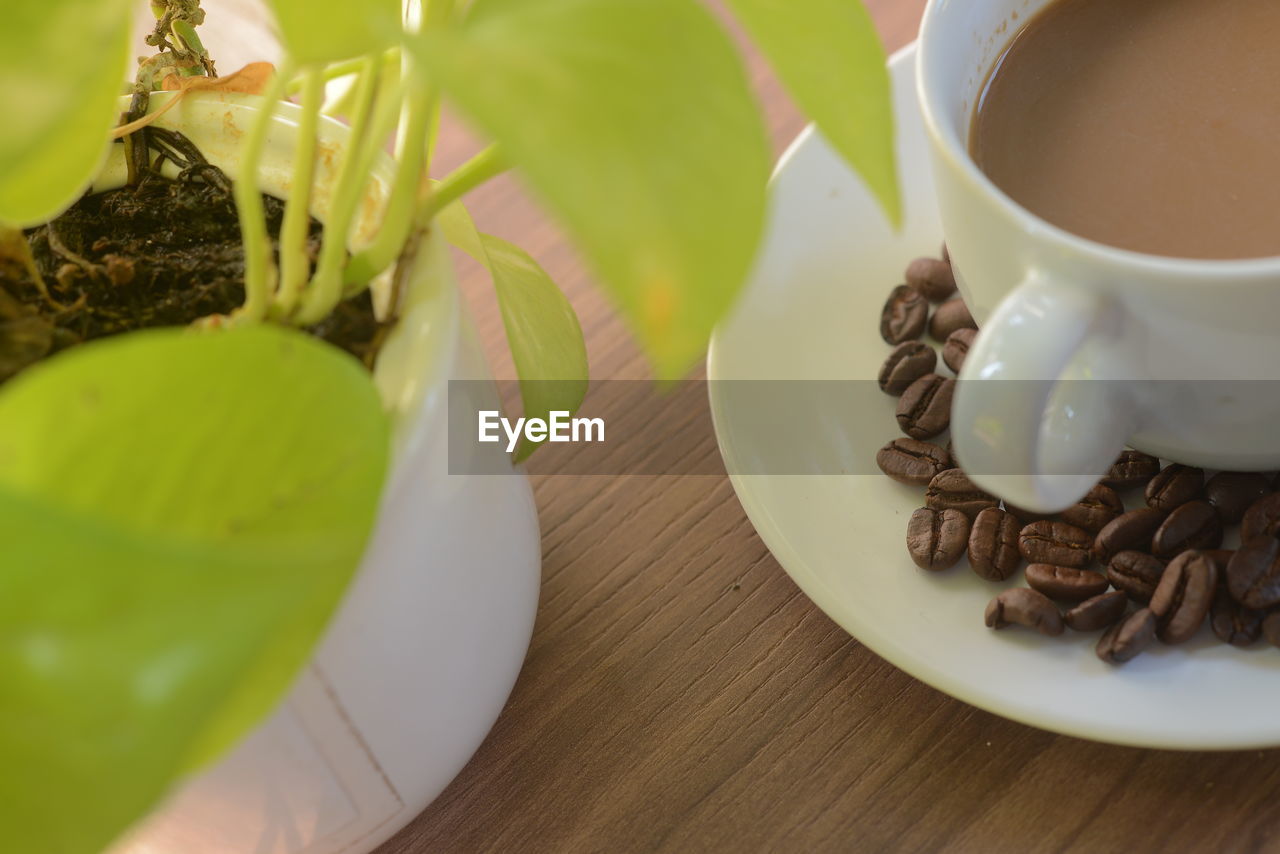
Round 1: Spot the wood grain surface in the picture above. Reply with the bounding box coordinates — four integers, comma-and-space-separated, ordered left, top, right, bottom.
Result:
195, 1, 1280, 851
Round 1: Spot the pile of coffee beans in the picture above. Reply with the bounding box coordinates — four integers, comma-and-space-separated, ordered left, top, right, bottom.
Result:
876, 247, 1280, 665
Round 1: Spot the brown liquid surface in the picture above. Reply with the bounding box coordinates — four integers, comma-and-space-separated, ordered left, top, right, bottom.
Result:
972, 0, 1280, 259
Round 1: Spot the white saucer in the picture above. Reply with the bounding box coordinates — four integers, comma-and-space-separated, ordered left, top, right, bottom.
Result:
707, 44, 1280, 750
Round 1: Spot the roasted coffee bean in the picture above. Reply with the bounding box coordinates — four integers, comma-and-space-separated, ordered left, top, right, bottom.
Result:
1149, 550, 1218, 644
927, 469, 998, 518
1144, 464, 1204, 512
1151, 500, 1223, 558
984, 588, 1064, 636
1106, 550, 1167, 603
1002, 502, 1057, 525
1241, 492, 1280, 545
967, 507, 1023, 581
1018, 520, 1093, 569
1205, 471, 1271, 525
1211, 587, 1265, 647
941, 328, 976, 374
878, 341, 938, 396
905, 257, 958, 302
1025, 564, 1110, 602
876, 438, 953, 486
906, 507, 970, 571
1264, 612, 1280, 648
1096, 608, 1157, 664
1103, 450, 1162, 489
1094, 508, 1166, 565
896, 374, 955, 440
1227, 537, 1280, 609
1064, 590, 1128, 632
880, 284, 928, 344
928, 298, 977, 341
1061, 483, 1124, 534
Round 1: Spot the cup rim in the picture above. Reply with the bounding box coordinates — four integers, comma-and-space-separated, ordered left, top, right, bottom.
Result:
915, 0, 1280, 278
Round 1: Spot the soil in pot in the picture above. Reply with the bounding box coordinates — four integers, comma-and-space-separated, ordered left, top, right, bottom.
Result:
0, 128, 388, 386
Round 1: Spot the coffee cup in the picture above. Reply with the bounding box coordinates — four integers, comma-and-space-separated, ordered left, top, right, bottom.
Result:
917, 0, 1280, 512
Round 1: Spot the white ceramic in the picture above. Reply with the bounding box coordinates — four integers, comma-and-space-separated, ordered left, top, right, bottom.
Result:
707, 45, 1280, 751
920, 0, 1280, 512
102, 92, 541, 853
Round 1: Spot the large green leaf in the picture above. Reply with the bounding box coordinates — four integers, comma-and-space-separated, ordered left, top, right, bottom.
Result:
267, 0, 402, 66
437, 200, 588, 461
0, 0, 134, 226
723, 0, 900, 225
0, 326, 389, 854
412, 0, 771, 380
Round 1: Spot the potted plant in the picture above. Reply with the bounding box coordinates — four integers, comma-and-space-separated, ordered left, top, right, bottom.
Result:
0, 0, 898, 852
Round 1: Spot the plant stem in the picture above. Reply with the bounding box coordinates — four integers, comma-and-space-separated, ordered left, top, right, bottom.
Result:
292, 55, 382, 325
232, 64, 291, 323
341, 75, 431, 288
416, 145, 509, 224
273, 66, 324, 318
284, 50, 399, 97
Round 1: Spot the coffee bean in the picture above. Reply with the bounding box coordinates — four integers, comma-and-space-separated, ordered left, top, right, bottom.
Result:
927, 469, 998, 518
1060, 483, 1124, 534
1106, 550, 1167, 603
896, 374, 955, 440
1064, 590, 1128, 632
1018, 520, 1093, 569
1144, 464, 1204, 513
1096, 608, 1157, 664
1264, 612, 1280, 648
880, 284, 928, 344
1211, 587, 1265, 647
906, 507, 970, 571
1205, 471, 1271, 525
928, 298, 977, 341
905, 257, 957, 302
1241, 492, 1280, 545
1002, 502, 1057, 525
878, 341, 938, 396
1103, 450, 1161, 489
941, 328, 976, 374
876, 438, 953, 486
984, 588, 1064, 636
1149, 550, 1218, 644
1151, 500, 1223, 558
1094, 507, 1166, 565
1025, 563, 1110, 602
1227, 537, 1280, 609
968, 507, 1023, 581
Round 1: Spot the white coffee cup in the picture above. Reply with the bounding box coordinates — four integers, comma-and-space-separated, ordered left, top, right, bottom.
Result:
917, 0, 1280, 512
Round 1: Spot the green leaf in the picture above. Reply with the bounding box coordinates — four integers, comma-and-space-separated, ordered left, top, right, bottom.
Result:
437, 200, 589, 461
0, 0, 134, 226
722, 0, 900, 225
266, 0, 402, 66
0, 326, 389, 854
412, 0, 771, 380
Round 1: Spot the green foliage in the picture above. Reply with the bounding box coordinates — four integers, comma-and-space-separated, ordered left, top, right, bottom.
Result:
0, 326, 389, 854
437, 199, 588, 461
266, 0, 402, 65
723, 0, 900, 225
411, 0, 773, 381
0, 0, 134, 226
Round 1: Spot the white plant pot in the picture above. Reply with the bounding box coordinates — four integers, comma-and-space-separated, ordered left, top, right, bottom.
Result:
98, 92, 541, 854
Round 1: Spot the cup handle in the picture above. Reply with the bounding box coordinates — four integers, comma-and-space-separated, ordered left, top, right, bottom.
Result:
951, 271, 1134, 512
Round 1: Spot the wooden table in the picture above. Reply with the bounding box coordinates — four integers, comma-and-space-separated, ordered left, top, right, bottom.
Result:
199, 2, 1280, 851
